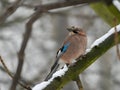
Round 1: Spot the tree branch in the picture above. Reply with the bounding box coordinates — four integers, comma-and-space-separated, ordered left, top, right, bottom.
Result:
33, 24, 120, 90
0, 0, 24, 24
10, 5, 44, 90
74, 76, 83, 90
90, 2, 120, 27
0, 56, 31, 90
35, 0, 110, 11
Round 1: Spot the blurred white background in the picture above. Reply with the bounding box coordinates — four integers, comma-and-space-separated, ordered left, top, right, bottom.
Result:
0, 0, 120, 90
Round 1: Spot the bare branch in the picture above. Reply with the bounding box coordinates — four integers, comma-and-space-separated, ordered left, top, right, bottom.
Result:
114, 18, 120, 60
74, 76, 83, 90
0, 56, 13, 78
35, 0, 102, 11
0, 0, 24, 24
10, 5, 44, 90
0, 56, 31, 90
115, 27, 120, 60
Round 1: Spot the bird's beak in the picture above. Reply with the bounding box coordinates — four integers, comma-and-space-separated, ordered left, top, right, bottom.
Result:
67, 26, 75, 32
67, 27, 72, 32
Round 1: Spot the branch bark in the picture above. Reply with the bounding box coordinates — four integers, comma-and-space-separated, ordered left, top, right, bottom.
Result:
35, 0, 110, 11
40, 25, 120, 90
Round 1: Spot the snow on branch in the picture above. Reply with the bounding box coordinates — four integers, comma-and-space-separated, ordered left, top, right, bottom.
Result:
113, 0, 120, 11
91, 24, 120, 47
86, 24, 120, 52
32, 24, 120, 90
32, 65, 68, 90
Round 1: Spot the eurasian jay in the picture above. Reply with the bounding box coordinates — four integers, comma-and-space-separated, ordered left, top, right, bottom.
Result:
45, 26, 87, 81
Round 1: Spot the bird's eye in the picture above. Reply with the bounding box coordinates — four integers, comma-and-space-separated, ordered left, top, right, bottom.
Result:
73, 31, 78, 34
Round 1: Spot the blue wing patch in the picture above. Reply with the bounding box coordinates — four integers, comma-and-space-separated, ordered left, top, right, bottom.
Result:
56, 42, 70, 58
61, 42, 70, 53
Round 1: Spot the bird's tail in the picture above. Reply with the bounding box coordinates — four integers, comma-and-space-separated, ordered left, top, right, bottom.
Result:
44, 57, 60, 81
44, 50, 65, 81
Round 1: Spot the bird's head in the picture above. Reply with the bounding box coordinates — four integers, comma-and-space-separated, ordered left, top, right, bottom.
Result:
67, 26, 86, 36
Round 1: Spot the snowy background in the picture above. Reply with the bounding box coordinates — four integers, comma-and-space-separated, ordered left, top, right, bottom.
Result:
0, 0, 120, 90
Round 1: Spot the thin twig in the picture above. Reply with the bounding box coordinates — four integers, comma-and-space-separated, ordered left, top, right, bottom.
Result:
75, 76, 83, 90
114, 18, 120, 60
0, 0, 24, 24
114, 25, 120, 60
0, 56, 31, 90
0, 56, 13, 78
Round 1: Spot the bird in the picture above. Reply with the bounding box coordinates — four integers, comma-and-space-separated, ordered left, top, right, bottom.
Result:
45, 26, 87, 81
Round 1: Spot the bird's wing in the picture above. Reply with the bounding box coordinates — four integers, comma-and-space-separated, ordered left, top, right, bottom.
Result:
44, 42, 70, 81
56, 42, 71, 57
